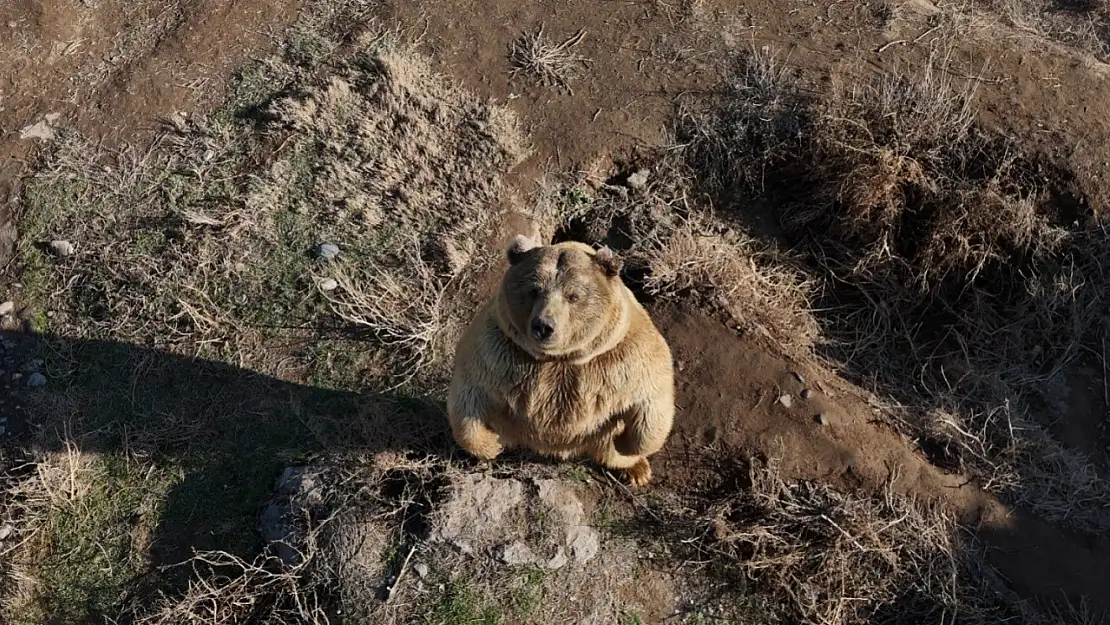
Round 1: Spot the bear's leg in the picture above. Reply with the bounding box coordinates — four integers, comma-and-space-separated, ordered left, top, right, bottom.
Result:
612, 400, 674, 458
452, 418, 507, 460
447, 385, 512, 460
590, 444, 653, 487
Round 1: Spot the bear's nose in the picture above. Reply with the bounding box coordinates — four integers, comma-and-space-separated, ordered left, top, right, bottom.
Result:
530, 317, 555, 342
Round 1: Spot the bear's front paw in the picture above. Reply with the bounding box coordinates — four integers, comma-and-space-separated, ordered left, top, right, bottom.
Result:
465, 438, 504, 460
623, 458, 653, 487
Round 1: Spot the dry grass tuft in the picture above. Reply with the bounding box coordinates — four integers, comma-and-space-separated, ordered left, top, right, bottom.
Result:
546, 156, 818, 351
679, 48, 1110, 533
133, 551, 331, 625
508, 25, 590, 92
629, 456, 1051, 625
983, 0, 1110, 58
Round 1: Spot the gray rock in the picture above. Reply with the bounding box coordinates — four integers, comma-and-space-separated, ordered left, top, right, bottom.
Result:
315, 242, 340, 261
626, 168, 650, 190
0, 525, 12, 541
0, 301, 13, 316
568, 526, 600, 564
431, 475, 525, 546
777, 394, 793, 409
26, 372, 46, 388
259, 467, 326, 566
413, 562, 429, 578
498, 541, 537, 566
49, 240, 75, 257
536, 479, 600, 565
318, 277, 339, 291
545, 547, 569, 570
19, 113, 61, 141
814, 413, 828, 426
800, 388, 813, 400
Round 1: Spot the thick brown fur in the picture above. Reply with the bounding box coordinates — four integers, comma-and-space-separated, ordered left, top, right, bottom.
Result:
447, 235, 675, 486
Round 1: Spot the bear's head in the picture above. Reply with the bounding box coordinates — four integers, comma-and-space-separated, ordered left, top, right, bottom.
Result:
497, 235, 626, 359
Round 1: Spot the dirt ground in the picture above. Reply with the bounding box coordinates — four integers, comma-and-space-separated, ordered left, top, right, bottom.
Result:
3, 0, 1110, 623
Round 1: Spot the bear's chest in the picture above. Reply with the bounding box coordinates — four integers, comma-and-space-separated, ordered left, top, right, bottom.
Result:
504, 360, 616, 439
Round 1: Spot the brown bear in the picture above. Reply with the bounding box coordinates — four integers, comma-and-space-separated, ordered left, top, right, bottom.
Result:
447, 234, 675, 486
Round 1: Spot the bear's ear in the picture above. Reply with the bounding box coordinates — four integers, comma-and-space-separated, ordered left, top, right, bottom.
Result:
594, 246, 623, 278
507, 234, 540, 265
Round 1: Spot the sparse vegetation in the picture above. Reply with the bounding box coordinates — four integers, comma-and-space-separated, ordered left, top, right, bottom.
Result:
508, 25, 590, 92
675, 47, 1110, 534
620, 456, 1048, 625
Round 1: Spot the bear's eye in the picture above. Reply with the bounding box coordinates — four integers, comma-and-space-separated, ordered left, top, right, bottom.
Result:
527, 286, 541, 299
566, 292, 581, 304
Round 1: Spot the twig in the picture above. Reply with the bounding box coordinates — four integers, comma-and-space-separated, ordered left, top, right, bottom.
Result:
1102, 336, 1108, 415
385, 543, 417, 603
876, 39, 906, 53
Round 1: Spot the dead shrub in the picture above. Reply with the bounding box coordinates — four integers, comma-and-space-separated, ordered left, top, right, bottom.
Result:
625, 457, 1048, 625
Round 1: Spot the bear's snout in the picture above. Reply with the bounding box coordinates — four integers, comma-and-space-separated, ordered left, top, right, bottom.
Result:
530, 316, 555, 342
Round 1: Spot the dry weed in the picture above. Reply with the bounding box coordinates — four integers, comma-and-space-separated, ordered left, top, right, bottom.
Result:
508, 25, 590, 92
132, 551, 331, 625
985, 0, 1110, 57
635, 456, 1051, 625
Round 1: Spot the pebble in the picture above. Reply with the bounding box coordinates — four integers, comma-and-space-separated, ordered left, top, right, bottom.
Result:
800, 388, 813, 400
27, 372, 46, 388
49, 240, 75, 257
792, 371, 805, 384
626, 168, 650, 190
413, 562, 429, 578
777, 394, 793, 409
318, 277, 339, 291
0, 525, 12, 541
315, 242, 340, 261
814, 413, 828, 426
0, 301, 13, 316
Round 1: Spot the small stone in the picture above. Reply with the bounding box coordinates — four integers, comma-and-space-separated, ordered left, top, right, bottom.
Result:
545, 547, 569, 570
49, 240, 75, 257
498, 541, 536, 566
814, 413, 828, 426
168, 111, 189, 132
19, 113, 61, 141
27, 372, 46, 388
792, 371, 805, 384
800, 388, 813, 400
0, 301, 13, 316
318, 277, 339, 291
413, 563, 429, 578
626, 168, 650, 190
0, 525, 12, 540
315, 242, 340, 261
777, 394, 793, 409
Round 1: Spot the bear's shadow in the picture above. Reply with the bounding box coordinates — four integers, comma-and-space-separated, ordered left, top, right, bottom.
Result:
3, 329, 452, 620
